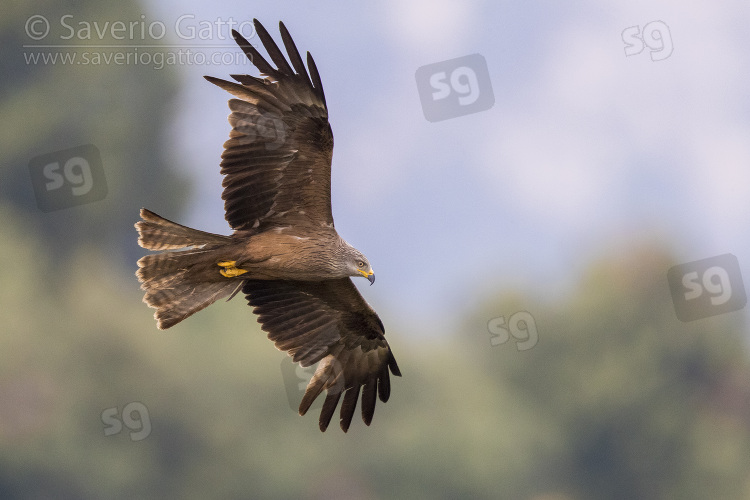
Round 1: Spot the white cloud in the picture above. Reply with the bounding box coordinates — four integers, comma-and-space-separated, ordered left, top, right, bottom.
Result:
474, 1, 750, 250
379, 0, 479, 53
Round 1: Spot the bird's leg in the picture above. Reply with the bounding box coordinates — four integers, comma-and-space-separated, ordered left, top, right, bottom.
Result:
217, 260, 248, 278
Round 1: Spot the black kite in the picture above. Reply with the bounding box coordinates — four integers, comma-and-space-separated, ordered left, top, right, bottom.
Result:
135, 19, 400, 432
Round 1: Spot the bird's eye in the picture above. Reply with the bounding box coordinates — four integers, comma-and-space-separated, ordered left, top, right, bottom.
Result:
358, 261, 365, 268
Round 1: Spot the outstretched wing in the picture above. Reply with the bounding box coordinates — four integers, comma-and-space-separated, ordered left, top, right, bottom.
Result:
242, 278, 401, 432
204, 19, 333, 233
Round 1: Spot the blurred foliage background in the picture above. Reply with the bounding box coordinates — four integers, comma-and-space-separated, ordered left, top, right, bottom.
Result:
2, 0, 750, 499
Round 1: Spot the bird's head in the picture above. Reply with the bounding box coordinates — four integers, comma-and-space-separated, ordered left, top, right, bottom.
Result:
343, 248, 375, 285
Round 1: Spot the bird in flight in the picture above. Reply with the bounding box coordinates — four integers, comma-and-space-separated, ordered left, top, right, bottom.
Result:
135, 19, 400, 432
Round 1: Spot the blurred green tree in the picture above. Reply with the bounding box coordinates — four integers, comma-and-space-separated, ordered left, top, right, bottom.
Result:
1, 207, 747, 500
1, 0, 187, 265
466, 246, 750, 500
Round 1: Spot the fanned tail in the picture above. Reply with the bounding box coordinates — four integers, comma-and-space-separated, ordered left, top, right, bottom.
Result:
135, 209, 240, 329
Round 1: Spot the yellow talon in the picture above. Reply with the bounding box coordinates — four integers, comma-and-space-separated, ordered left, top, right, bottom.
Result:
218, 260, 248, 278
220, 268, 248, 277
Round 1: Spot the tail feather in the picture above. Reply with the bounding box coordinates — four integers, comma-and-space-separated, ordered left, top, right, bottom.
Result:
135, 209, 241, 329
145, 273, 240, 329
136, 249, 209, 283
136, 208, 232, 250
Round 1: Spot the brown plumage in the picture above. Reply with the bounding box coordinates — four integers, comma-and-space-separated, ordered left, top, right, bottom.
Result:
135, 19, 400, 432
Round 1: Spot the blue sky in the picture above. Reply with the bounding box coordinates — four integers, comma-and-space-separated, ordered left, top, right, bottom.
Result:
143, 0, 750, 334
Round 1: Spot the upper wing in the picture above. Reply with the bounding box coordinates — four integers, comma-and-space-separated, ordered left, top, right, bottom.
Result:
242, 278, 401, 432
204, 19, 334, 233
